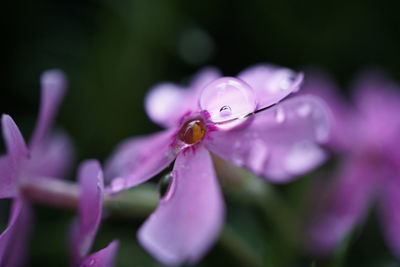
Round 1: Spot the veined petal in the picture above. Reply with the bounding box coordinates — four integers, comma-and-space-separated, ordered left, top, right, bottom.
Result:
105, 129, 178, 194
0, 198, 32, 267
206, 95, 330, 182
138, 146, 225, 266
306, 159, 375, 255
30, 69, 67, 149
238, 64, 303, 110
145, 67, 220, 127
81, 240, 119, 267
378, 177, 400, 259
71, 160, 104, 265
1, 115, 28, 170
0, 156, 17, 198
24, 131, 74, 179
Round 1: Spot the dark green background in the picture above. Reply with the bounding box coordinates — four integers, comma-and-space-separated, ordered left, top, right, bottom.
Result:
1, 0, 400, 266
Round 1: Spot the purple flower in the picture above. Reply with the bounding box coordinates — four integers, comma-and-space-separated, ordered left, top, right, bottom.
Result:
0, 70, 73, 266
105, 64, 330, 265
70, 160, 119, 267
304, 69, 400, 258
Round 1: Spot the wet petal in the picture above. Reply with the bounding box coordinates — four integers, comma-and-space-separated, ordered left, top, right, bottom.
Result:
24, 131, 74, 179
206, 95, 330, 182
0, 198, 32, 267
138, 145, 225, 266
81, 240, 119, 267
306, 160, 375, 255
1, 115, 28, 170
238, 64, 303, 109
378, 177, 400, 259
71, 160, 104, 265
145, 67, 221, 127
105, 129, 178, 194
0, 156, 17, 198
199, 77, 257, 128
30, 69, 67, 148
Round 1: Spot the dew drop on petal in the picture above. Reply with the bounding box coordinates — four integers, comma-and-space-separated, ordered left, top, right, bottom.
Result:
279, 72, 296, 90
159, 172, 176, 202
110, 177, 125, 193
275, 107, 286, 123
200, 77, 256, 126
297, 103, 312, 117
248, 140, 269, 174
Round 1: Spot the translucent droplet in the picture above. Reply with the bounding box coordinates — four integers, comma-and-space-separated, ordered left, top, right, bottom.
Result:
219, 105, 232, 117
200, 77, 256, 128
275, 107, 285, 123
110, 178, 125, 193
178, 118, 206, 144
158, 172, 173, 198
280, 73, 296, 90
159, 172, 176, 202
297, 103, 312, 117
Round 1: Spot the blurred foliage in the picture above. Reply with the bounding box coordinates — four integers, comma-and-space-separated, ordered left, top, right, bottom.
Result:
1, 0, 400, 266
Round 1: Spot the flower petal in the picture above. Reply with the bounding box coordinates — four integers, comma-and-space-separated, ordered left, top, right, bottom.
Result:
138, 145, 225, 266
206, 95, 330, 182
0, 198, 32, 267
306, 159, 375, 255
81, 240, 119, 267
378, 177, 400, 259
71, 160, 104, 264
29, 69, 67, 149
105, 129, 178, 193
145, 67, 220, 127
0, 156, 17, 198
24, 131, 74, 179
238, 64, 303, 109
1, 115, 28, 170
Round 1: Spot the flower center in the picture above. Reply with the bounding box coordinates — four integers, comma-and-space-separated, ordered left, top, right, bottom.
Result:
178, 119, 206, 144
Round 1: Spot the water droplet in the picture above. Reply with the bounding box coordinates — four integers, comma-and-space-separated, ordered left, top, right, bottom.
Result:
110, 178, 125, 193
285, 141, 325, 174
275, 107, 285, 123
200, 77, 256, 128
178, 118, 206, 145
219, 105, 232, 117
279, 73, 296, 90
159, 172, 176, 202
248, 140, 269, 174
297, 103, 312, 117
158, 172, 173, 198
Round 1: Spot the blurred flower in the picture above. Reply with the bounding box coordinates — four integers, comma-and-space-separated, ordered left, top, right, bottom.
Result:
70, 160, 119, 267
105, 64, 330, 265
304, 69, 400, 258
0, 70, 73, 266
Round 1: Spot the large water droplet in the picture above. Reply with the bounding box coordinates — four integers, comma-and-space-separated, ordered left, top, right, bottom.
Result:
200, 77, 256, 128
297, 103, 312, 117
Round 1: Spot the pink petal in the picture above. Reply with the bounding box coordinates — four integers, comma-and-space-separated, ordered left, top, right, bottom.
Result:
205, 95, 330, 182
199, 77, 257, 129
24, 131, 74, 179
105, 129, 178, 193
306, 159, 376, 255
138, 145, 225, 265
378, 177, 400, 259
238, 64, 303, 109
30, 69, 67, 149
1, 115, 28, 170
145, 67, 221, 127
0, 155, 17, 198
0, 198, 32, 267
81, 240, 119, 267
71, 160, 104, 264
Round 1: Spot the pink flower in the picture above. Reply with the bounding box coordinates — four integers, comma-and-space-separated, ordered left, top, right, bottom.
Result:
105, 64, 330, 265
304, 69, 400, 258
